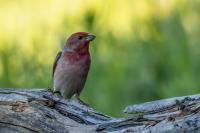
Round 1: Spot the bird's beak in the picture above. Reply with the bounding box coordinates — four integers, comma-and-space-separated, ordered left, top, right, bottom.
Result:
86, 33, 96, 42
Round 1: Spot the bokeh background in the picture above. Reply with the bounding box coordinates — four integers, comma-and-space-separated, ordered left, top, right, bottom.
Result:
0, 0, 200, 117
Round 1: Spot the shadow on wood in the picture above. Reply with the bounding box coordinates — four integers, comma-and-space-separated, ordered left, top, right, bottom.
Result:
0, 89, 200, 133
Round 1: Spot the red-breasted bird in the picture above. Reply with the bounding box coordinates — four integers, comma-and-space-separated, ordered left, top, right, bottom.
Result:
53, 32, 96, 101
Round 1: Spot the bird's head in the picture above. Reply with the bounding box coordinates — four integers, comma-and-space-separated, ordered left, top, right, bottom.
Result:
64, 32, 96, 53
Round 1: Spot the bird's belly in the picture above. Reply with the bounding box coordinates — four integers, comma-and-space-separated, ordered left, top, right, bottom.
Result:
53, 63, 88, 98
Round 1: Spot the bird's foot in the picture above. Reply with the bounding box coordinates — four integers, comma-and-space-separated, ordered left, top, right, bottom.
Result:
47, 87, 52, 91
53, 91, 62, 98
76, 96, 89, 107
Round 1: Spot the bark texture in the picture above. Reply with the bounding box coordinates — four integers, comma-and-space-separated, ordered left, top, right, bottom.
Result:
0, 89, 200, 133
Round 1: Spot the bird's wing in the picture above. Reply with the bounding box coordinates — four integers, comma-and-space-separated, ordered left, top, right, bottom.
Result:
52, 51, 62, 77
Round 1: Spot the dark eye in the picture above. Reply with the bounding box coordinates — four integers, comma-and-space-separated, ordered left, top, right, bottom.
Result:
78, 36, 83, 40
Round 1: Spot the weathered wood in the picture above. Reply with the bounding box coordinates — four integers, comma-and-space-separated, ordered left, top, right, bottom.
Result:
0, 89, 200, 133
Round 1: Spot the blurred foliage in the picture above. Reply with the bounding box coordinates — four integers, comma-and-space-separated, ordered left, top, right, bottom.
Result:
0, 0, 200, 117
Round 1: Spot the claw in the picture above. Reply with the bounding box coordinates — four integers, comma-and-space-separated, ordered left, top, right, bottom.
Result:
75, 94, 89, 106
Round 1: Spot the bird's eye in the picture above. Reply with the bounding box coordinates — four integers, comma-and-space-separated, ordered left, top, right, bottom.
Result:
78, 36, 83, 40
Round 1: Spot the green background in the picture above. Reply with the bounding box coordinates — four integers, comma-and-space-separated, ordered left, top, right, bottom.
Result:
0, 0, 200, 117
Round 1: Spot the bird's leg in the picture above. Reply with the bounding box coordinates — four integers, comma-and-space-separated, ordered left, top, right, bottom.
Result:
75, 94, 89, 107
53, 91, 62, 98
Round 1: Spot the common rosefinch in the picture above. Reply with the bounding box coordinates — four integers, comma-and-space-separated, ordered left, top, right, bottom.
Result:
53, 32, 96, 100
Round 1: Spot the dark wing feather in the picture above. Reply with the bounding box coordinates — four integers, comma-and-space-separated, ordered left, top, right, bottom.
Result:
52, 51, 62, 77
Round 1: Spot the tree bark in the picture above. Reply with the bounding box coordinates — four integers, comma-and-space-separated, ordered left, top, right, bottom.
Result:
0, 89, 200, 133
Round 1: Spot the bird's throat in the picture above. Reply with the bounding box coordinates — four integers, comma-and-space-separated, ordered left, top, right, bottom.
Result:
78, 45, 89, 55
64, 46, 90, 65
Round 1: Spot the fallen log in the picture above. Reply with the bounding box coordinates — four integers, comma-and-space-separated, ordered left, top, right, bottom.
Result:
0, 89, 200, 133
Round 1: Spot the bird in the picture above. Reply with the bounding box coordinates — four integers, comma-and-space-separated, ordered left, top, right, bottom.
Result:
53, 32, 96, 102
